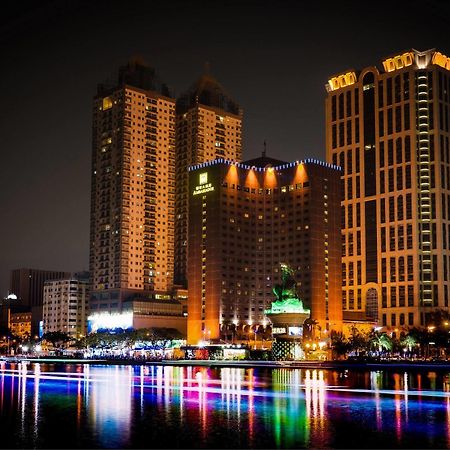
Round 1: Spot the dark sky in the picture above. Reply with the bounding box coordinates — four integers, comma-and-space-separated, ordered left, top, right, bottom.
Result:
1, 0, 449, 296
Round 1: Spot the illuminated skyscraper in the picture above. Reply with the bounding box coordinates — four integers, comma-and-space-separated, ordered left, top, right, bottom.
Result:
187, 156, 342, 344
325, 48, 450, 330
175, 72, 242, 287
89, 60, 176, 312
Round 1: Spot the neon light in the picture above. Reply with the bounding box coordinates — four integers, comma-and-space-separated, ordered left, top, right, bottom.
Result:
192, 183, 214, 196
188, 158, 341, 172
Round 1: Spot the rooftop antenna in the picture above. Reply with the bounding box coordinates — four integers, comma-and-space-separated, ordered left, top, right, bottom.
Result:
262, 140, 267, 158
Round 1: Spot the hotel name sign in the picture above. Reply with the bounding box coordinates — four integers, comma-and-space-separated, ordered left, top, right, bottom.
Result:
193, 172, 215, 196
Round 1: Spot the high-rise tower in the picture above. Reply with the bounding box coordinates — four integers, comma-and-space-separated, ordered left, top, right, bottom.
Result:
174, 72, 243, 287
89, 60, 176, 312
325, 49, 450, 330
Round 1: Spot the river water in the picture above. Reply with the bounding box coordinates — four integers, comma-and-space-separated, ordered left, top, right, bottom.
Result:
1, 361, 450, 448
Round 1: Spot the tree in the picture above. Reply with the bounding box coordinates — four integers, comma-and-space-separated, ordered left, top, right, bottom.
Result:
401, 334, 416, 353
370, 331, 393, 353
348, 325, 370, 357
330, 331, 350, 359
42, 331, 70, 349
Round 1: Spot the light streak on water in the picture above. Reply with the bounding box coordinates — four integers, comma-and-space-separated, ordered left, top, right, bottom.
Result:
1, 363, 450, 448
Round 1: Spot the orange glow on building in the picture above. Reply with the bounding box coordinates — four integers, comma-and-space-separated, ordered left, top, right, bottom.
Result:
264, 166, 277, 188
187, 156, 342, 345
225, 164, 239, 185
293, 163, 307, 184
245, 169, 259, 189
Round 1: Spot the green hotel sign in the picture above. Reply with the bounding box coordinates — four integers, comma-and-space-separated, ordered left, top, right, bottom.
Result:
193, 172, 214, 196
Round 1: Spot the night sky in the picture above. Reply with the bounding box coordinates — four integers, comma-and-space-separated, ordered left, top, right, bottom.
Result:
1, 0, 449, 296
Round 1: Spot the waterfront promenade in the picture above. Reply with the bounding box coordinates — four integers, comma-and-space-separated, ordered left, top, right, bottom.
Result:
3, 355, 450, 371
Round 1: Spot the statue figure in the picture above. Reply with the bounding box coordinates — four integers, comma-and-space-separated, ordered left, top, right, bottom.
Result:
272, 263, 298, 302
265, 263, 310, 315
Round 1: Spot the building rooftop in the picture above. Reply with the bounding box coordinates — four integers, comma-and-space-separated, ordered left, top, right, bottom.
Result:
326, 48, 450, 93
177, 71, 240, 115
189, 156, 341, 172
243, 155, 288, 168
97, 58, 171, 97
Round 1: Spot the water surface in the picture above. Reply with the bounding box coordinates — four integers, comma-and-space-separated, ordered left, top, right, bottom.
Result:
1, 361, 450, 448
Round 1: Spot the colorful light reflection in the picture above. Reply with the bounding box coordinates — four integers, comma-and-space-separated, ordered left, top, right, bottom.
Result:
0, 364, 449, 448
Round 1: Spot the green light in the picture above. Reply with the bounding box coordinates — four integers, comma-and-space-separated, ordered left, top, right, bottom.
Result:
264, 298, 310, 315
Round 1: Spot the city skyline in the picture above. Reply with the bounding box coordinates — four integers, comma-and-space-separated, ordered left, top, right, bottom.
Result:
1, 0, 450, 296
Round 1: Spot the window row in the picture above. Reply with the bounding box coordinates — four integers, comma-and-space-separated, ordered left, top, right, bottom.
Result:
381, 255, 414, 283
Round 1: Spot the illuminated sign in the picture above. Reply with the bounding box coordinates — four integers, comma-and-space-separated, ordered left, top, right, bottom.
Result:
382, 52, 414, 72
272, 327, 287, 335
432, 51, 450, 71
288, 326, 303, 336
327, 71, 357, 91
87, 311, 133, 332
193, 172, 214, 196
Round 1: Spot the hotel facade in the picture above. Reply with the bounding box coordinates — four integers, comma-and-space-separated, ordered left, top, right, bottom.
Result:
187, 156, 342, 344
325, 48, 450, 331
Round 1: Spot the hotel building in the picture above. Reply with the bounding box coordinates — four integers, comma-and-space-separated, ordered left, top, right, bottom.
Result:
187, 156, 342, 344
175, 73, 242, 287
325, 48, 450, 330
89, 60, 177, 316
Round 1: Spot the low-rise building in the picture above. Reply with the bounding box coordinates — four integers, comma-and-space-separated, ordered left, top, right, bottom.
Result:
9, 311, 31, 339
43, 275, 89, 339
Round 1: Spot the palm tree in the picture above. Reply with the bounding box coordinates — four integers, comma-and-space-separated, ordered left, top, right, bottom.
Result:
401, 334, 416, 353
330, 331, 350, 359
370, 332, 393, 353
348, 325, 370, 357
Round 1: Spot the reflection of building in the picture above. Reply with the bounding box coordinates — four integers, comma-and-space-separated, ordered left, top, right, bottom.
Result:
43, 273, 89, 338
326, 48, 450, 330
89, 60, 181, 327
89, 366, 133, 447
9, 311, 31, 339
187, 155, 343, 345
8, 268, 71, 335
175, 71, 242, 287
